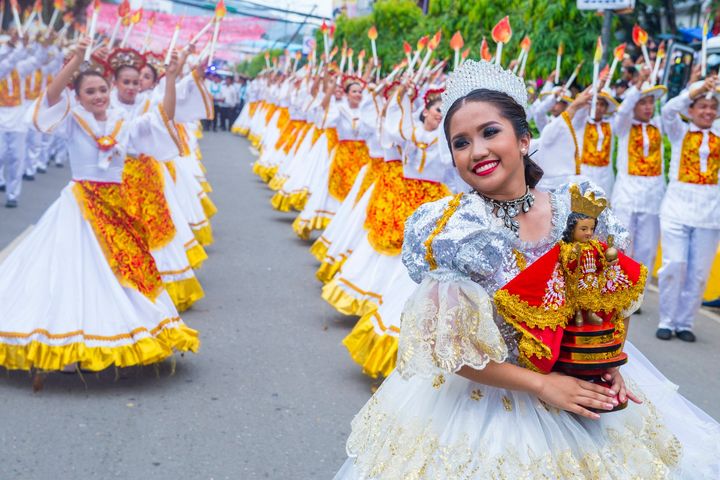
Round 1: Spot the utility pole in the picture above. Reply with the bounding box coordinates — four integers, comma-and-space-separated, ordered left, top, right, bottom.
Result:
601, 9, 613, 68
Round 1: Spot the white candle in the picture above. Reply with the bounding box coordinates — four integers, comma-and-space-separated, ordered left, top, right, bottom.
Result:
189, 19, 213, 45
555, 47, 562, 84
414, 48, 433, 83
495, 42, 504, 66
371, 39, 377, 67
590, 61, 599, 119
165, 23, 180, 65
108, 18, 122, 47
641, 44, 651, 69
208, 18, 220, 64
45, 9, 59, 39
563, 62, 582, 92
12, 3, 23, 35
85, 7, 99, 61
120, 22, 134, 47
519, 49, 529, 77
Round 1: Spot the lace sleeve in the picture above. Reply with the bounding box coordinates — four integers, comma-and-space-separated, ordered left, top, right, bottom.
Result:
396, 275, 508, 379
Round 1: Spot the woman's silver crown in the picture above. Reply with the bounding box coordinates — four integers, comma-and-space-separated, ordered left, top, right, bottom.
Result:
442, 60, 528, 113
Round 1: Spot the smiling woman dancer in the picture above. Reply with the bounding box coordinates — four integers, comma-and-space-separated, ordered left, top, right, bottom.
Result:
0, 39, 198, 379
333, 60, 719, 479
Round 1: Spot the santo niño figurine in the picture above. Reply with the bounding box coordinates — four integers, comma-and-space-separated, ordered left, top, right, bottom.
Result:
494, 185, 648, 395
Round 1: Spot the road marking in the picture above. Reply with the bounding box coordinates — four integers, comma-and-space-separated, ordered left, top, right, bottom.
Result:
0, 225, 34, 264
647, 283, 720, 326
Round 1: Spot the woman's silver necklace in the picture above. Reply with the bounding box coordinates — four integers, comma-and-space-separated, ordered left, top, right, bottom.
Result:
475, 186, 534, 237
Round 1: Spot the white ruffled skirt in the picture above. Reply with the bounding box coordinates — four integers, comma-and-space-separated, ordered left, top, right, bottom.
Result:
334, 341, 720, 479
0, 183, 199, 372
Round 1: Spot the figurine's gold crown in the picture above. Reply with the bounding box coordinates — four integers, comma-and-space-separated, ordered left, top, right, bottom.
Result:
570, 184, 607, 218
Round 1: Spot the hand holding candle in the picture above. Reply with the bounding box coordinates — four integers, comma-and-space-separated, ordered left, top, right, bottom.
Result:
165, 17, 182, 65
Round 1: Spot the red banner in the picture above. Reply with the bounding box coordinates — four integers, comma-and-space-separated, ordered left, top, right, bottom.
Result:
92, 3, 270, 62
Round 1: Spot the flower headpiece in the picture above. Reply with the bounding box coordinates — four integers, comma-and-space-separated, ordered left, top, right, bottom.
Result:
442, 59, 527, 113
341, 74, 366, 91
423, 88, 444, 108
569, 184, 607, 218
144, 52, 166, 79
107, 48, 147, 75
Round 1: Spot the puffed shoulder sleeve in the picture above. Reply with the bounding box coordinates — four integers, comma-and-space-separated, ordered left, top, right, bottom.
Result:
398, 193, 509, 379
174, 70, 215, 123
28, 90, 71, 137
128, 104, 183, 161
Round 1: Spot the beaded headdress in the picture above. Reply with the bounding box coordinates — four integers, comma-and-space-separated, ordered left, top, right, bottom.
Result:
570, 184, 607, 218
107, 48, 147, 74
144, 52, 166, 79
442, 59, 527, 113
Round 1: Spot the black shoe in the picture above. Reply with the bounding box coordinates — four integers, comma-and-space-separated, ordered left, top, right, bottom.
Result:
676, 330, 696, 342
655, 328, 673, 340
702, 297, 720, 308
633, 307, 643, 315
0, 184, 5, 192
22, 173, 35, 181
5, 199, 17, 208
37, 166, 47, 174
55, 162, 64, 168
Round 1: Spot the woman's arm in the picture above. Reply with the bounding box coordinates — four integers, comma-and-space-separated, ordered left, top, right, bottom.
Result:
46, 37, 91, 107
162, 50, 179, 120
458, 361, 619, 420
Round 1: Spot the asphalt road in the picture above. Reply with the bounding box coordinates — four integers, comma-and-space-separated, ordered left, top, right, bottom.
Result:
0, 131, 718, 479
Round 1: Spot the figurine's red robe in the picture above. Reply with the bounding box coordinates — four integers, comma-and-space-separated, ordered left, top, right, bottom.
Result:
495, 241, 647, 373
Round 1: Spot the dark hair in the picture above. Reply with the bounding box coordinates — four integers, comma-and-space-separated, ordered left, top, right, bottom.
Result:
561, 212, 596, 243
443, 88, 543, 188
73, 71, 109, 92
114, 65, 139, 79
143, 64, 158, 83
344, 81, 361, 94
419, 98, 441, 123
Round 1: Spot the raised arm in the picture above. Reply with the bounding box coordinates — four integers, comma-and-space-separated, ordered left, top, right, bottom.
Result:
46, 38, 91, 107
162, 50, 179, 121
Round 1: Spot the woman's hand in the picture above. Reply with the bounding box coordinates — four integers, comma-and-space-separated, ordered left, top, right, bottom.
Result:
166, 50, 180, 79
72, 37, 93, 64
602, 367, 642, 405
690, 74, 717, 100
536, 372, 619, 420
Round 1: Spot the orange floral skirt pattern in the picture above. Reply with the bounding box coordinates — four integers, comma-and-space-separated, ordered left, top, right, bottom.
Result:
122, 155, 176, 251
365, 162, 450, 255
72, 181, 163, 300
328, 140, 370, 202
356, 157, 386, 205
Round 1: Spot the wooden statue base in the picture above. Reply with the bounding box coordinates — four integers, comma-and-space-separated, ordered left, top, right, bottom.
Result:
554, 320, 628, 413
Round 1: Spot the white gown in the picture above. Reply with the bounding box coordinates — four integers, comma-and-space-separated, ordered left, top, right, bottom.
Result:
0, 92, 199, 372
334, 184, 719, 479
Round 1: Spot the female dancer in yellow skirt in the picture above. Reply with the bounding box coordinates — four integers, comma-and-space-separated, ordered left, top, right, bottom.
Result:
0, 39, 198, 380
